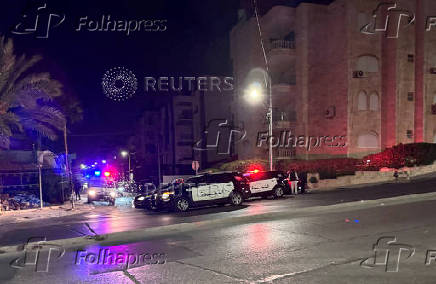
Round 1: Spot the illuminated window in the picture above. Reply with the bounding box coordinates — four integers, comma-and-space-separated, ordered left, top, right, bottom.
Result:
358, 132, 379, 148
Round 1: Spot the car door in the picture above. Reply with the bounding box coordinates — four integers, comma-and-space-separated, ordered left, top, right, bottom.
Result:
189, 175, 211, 203
249, 172, 278, 193
207, 173, 234, 201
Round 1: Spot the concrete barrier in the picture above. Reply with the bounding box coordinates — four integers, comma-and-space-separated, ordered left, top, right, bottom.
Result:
307, 162, 436, 190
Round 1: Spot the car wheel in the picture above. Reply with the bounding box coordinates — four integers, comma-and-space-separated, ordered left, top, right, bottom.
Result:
273, 186, 284, 199
229, 191, 243, 206
174, 197, 190, 212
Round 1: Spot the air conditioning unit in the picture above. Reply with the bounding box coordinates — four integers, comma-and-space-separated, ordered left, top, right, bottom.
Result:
352, 70, 365, 78
325, 105, 336, 119
430, 68, 436, 74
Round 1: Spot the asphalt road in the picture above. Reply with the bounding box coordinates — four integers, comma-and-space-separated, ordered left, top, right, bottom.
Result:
2, 189, 436, 283
1, 174, 436, 249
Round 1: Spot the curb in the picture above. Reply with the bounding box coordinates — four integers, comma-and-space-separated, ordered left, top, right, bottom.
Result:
1, 191, 436, 258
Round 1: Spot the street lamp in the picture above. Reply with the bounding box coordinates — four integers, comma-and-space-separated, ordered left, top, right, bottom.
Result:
120, 151, 132, 181
244, 82, 264, 104
245, 76, 274, 171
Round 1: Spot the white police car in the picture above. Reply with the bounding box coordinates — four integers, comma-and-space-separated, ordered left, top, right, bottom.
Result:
151, 172, 249, 212
243, 170, 289, 199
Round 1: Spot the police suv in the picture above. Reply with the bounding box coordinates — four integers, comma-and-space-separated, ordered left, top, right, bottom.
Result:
243, 171, 289, 199
149, 172, 249, 212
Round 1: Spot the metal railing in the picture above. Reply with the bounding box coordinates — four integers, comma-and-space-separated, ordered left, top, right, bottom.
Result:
269, 40, 295, 50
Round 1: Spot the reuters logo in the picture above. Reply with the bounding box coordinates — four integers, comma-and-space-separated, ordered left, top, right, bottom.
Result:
102, 67, 138, 101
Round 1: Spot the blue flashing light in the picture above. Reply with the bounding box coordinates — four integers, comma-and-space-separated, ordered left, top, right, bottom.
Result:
94, 171, 101, 177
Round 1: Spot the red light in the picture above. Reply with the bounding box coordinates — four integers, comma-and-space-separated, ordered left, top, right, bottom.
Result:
104, 171, 111, 177
246, 169, 260, 174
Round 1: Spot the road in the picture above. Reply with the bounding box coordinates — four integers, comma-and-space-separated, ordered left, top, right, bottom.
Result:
1, 174, 436, 249
2, 181, 436, 282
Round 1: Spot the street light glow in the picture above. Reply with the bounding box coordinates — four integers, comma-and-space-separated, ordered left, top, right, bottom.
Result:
80, 164, 86, 169
121, 151, 128, 157
245, 82, 264, 104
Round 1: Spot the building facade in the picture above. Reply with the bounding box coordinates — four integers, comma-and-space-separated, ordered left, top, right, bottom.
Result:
131, 84, 235, 181
231, 0, 436, 161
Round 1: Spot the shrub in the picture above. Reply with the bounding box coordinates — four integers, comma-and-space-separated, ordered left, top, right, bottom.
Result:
219, 159, 268, 172
361, 143, 436, 170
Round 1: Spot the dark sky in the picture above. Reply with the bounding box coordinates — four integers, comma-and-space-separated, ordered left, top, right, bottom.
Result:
1, 0, 333, 158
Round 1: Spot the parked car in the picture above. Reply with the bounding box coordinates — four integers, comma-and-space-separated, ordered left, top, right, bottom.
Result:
243, 170, 289, 199
87, 187, 117, 205
149, 172, 250, 212
133, 183, 157, 209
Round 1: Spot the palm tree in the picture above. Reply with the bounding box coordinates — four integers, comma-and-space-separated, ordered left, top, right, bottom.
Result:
0, 36, 66, 149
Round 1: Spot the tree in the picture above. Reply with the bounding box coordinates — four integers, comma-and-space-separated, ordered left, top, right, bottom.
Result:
0, 36, 66, 149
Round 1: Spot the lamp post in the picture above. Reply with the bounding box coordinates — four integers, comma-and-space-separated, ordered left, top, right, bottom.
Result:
245, 77, 274, 171
121, 151, 132, 181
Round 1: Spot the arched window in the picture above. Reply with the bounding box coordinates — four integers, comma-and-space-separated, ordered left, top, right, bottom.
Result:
358, 91, 367, 111
369, 92, 379, 111
357, 55, 379, 72
358, 132, 379, 148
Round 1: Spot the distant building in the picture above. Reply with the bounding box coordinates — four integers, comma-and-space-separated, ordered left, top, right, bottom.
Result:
131, 81, 235, 181
231, 0, 436, 161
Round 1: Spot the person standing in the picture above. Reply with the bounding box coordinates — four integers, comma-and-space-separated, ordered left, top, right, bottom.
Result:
288, 169, 299, 195
74, 180, 82, 201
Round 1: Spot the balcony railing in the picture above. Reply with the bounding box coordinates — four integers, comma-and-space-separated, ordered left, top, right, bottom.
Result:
269, 40, 295, 50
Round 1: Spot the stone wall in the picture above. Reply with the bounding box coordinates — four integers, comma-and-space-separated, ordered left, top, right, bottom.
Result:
307, 162, 436, 190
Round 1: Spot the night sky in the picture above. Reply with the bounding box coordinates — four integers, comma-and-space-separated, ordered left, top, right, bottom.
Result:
1, 0, 332, 158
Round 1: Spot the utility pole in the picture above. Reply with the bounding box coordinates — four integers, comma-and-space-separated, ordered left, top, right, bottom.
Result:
64, 124, 74, 209
268, 76, 273, 171
38, 164, 43, 208
157, 143, 161, 185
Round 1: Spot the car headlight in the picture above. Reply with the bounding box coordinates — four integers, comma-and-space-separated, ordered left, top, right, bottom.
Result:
110, 192, 116, 198
88, 190, 96, 196
161, 192, 173, 200
137, 196, 145, 201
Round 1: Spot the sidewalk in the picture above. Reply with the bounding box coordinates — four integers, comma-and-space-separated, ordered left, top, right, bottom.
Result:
0, 195, 95, 224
